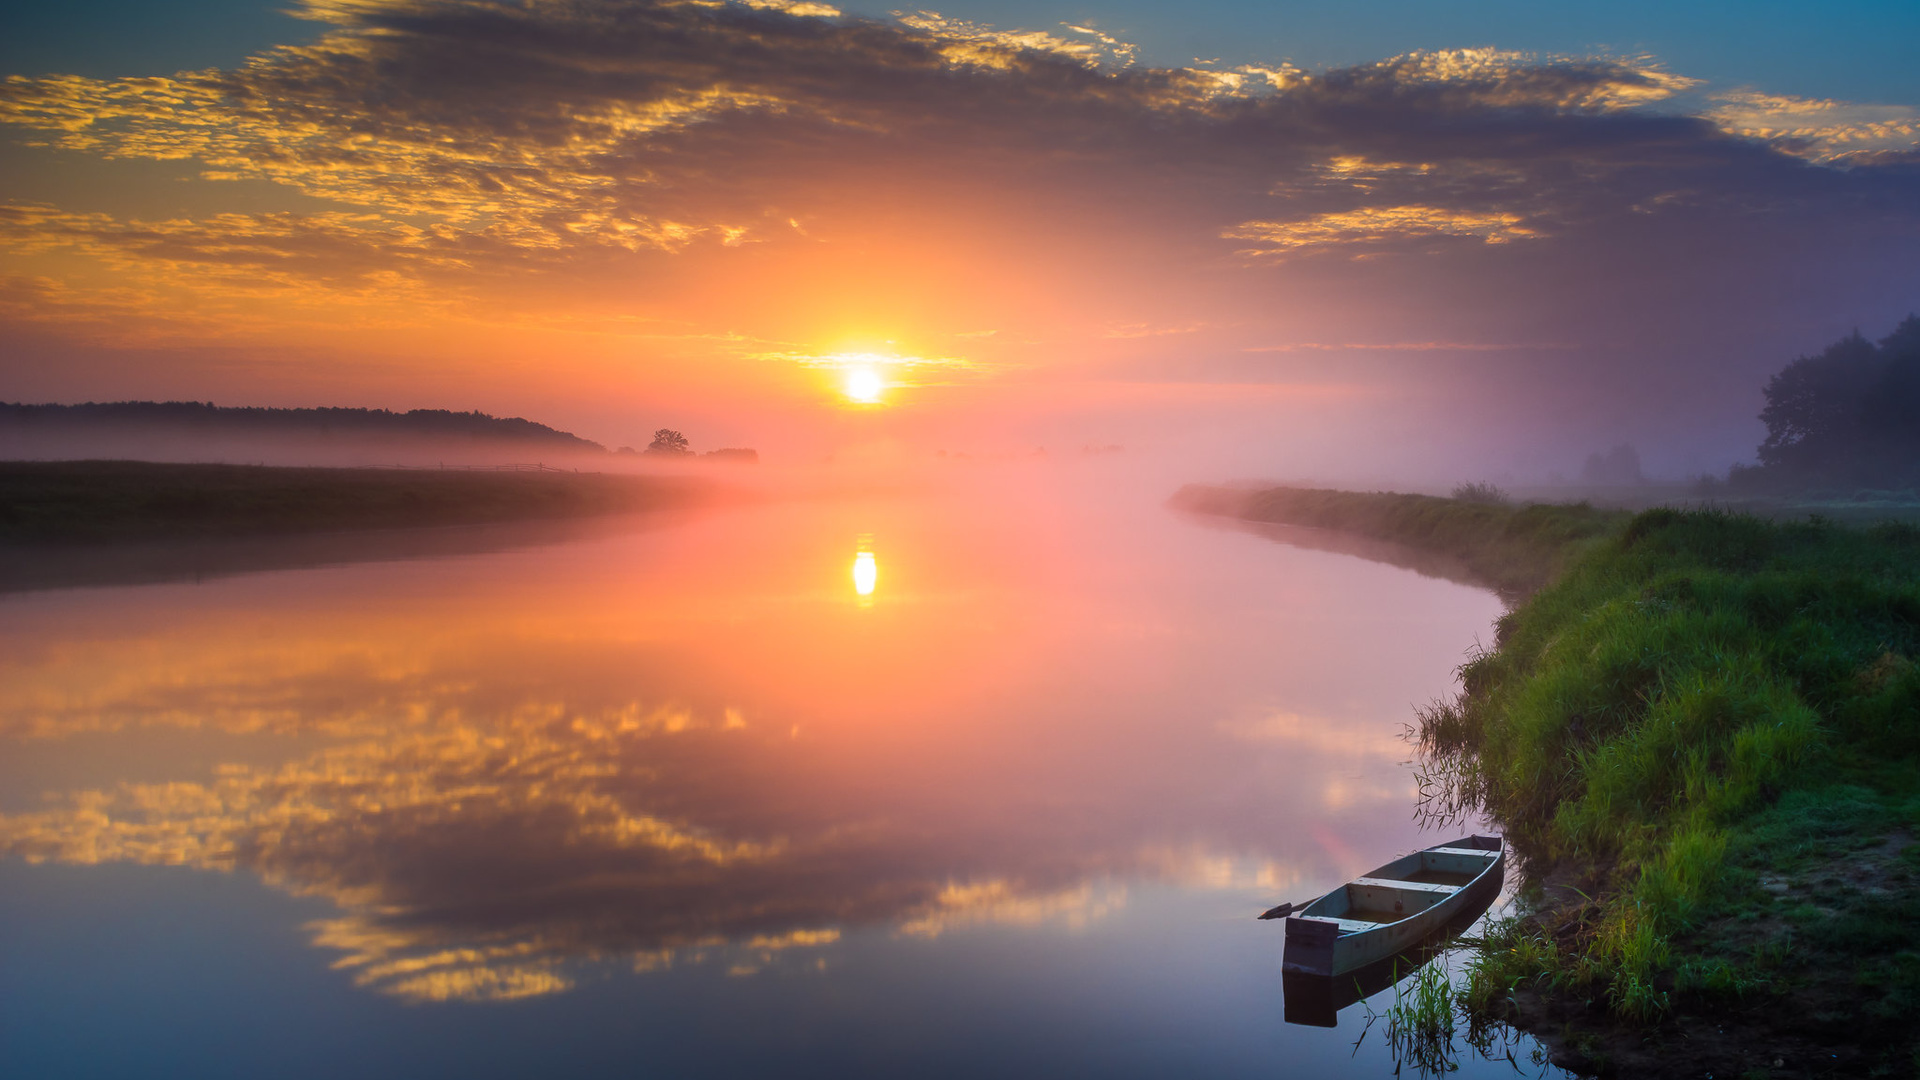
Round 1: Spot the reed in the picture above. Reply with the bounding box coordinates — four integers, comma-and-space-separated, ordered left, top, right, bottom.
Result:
1379, 961, 1460, 1076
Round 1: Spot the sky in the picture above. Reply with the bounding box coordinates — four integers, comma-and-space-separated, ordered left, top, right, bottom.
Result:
2, 0, 1918, 479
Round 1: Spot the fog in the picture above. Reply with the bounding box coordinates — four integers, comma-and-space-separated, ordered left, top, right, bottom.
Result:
0, 396, 1729, 515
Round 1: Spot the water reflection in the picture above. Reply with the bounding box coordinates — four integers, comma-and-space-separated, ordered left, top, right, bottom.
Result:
1282, 861, 1505, 1027
0, 513, 661, 595
0, 485, 1511, 1039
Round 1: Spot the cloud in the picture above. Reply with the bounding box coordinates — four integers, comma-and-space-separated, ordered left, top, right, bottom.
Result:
1225, 205, 1539, 258
1709, 90, 1920, 163
892, 11, 1140, 71
0, 2, 1886, 304
1241, 340, 1574, 353
1289, 47, 1696, 113
747, 348, 984, 388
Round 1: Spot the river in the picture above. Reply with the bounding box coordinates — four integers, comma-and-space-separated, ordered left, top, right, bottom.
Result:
0, 468, 1570, 1078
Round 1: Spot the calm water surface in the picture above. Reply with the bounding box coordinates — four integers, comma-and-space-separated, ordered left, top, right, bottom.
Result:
0, 475, 1570, 1078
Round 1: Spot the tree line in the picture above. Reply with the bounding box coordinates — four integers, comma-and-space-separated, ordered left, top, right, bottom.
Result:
1, 403, 758, 463
0, 401, 606, 451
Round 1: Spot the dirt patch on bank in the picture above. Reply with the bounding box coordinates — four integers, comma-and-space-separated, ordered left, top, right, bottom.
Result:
1488, 840, 1920, 1078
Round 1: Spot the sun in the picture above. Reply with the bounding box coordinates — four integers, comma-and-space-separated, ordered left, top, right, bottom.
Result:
845, 367, 885, 404
852, 549, 877, 596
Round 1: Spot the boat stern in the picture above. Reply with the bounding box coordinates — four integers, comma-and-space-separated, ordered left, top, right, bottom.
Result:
1281, 915, 1340, 976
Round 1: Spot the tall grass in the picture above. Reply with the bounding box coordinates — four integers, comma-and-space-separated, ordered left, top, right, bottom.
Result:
1384, 961, 1459, 1074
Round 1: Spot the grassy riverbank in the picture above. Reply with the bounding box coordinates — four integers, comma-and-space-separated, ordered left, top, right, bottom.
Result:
1186, 483, 1920, 1076
0, 461, 712, 542
1169, 484, 1625, 597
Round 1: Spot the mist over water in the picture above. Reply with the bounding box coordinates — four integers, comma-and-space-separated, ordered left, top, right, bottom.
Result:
0, 464, 1566, 1077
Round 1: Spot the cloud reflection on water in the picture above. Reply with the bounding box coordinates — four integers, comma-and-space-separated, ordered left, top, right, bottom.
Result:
0, 489, 1499, 1002
0, 694, 1265, 999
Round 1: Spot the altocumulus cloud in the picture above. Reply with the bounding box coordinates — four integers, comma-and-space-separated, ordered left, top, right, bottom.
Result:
0, 0, 1911, 304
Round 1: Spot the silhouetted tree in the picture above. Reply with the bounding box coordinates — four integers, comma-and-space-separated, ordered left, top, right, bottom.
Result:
1757, 331, 1879, 469
646, 428, 691, 456
0, 401, 606, 451
1747, 315, 1920, 488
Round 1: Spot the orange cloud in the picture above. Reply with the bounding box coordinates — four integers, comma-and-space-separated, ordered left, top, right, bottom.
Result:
1709, 90, 1920, 163
1225, 205, 1538, 258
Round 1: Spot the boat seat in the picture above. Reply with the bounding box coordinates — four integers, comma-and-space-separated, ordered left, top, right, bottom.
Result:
1346, 876, 1461, 919
1351, 877, 1461, 895
1292, 916, 1380, 935
1427, 847, 1499, 860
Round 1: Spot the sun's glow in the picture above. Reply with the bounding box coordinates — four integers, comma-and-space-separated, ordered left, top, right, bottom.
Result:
852, 550, 877, 597
845, 367, 885, 404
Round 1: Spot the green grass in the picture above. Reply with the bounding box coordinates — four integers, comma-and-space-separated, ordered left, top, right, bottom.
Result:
1189, 484, 1920, 1062
0, 460, 712, 542
1675, 783, 1920, 1021
1415, 507, 1920, 1057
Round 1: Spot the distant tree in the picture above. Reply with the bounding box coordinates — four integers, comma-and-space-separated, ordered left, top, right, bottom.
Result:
1749, 315, 1920, 489
1581, 443, 1645, 486
1688, 472, 1727, 496
646, 428, 691, 456
0, 401, 606, 451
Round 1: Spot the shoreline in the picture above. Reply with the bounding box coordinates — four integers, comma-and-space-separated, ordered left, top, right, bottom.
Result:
1167, 483, 1624, 601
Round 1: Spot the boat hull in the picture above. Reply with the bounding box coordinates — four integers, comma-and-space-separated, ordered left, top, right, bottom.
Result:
1281, 835, 1503, 977
1281, 888, 1501, 1027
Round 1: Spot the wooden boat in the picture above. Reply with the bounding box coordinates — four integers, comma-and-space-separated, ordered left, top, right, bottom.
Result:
1281, 866, 1505, 1026
1282, 834, 1504, 977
